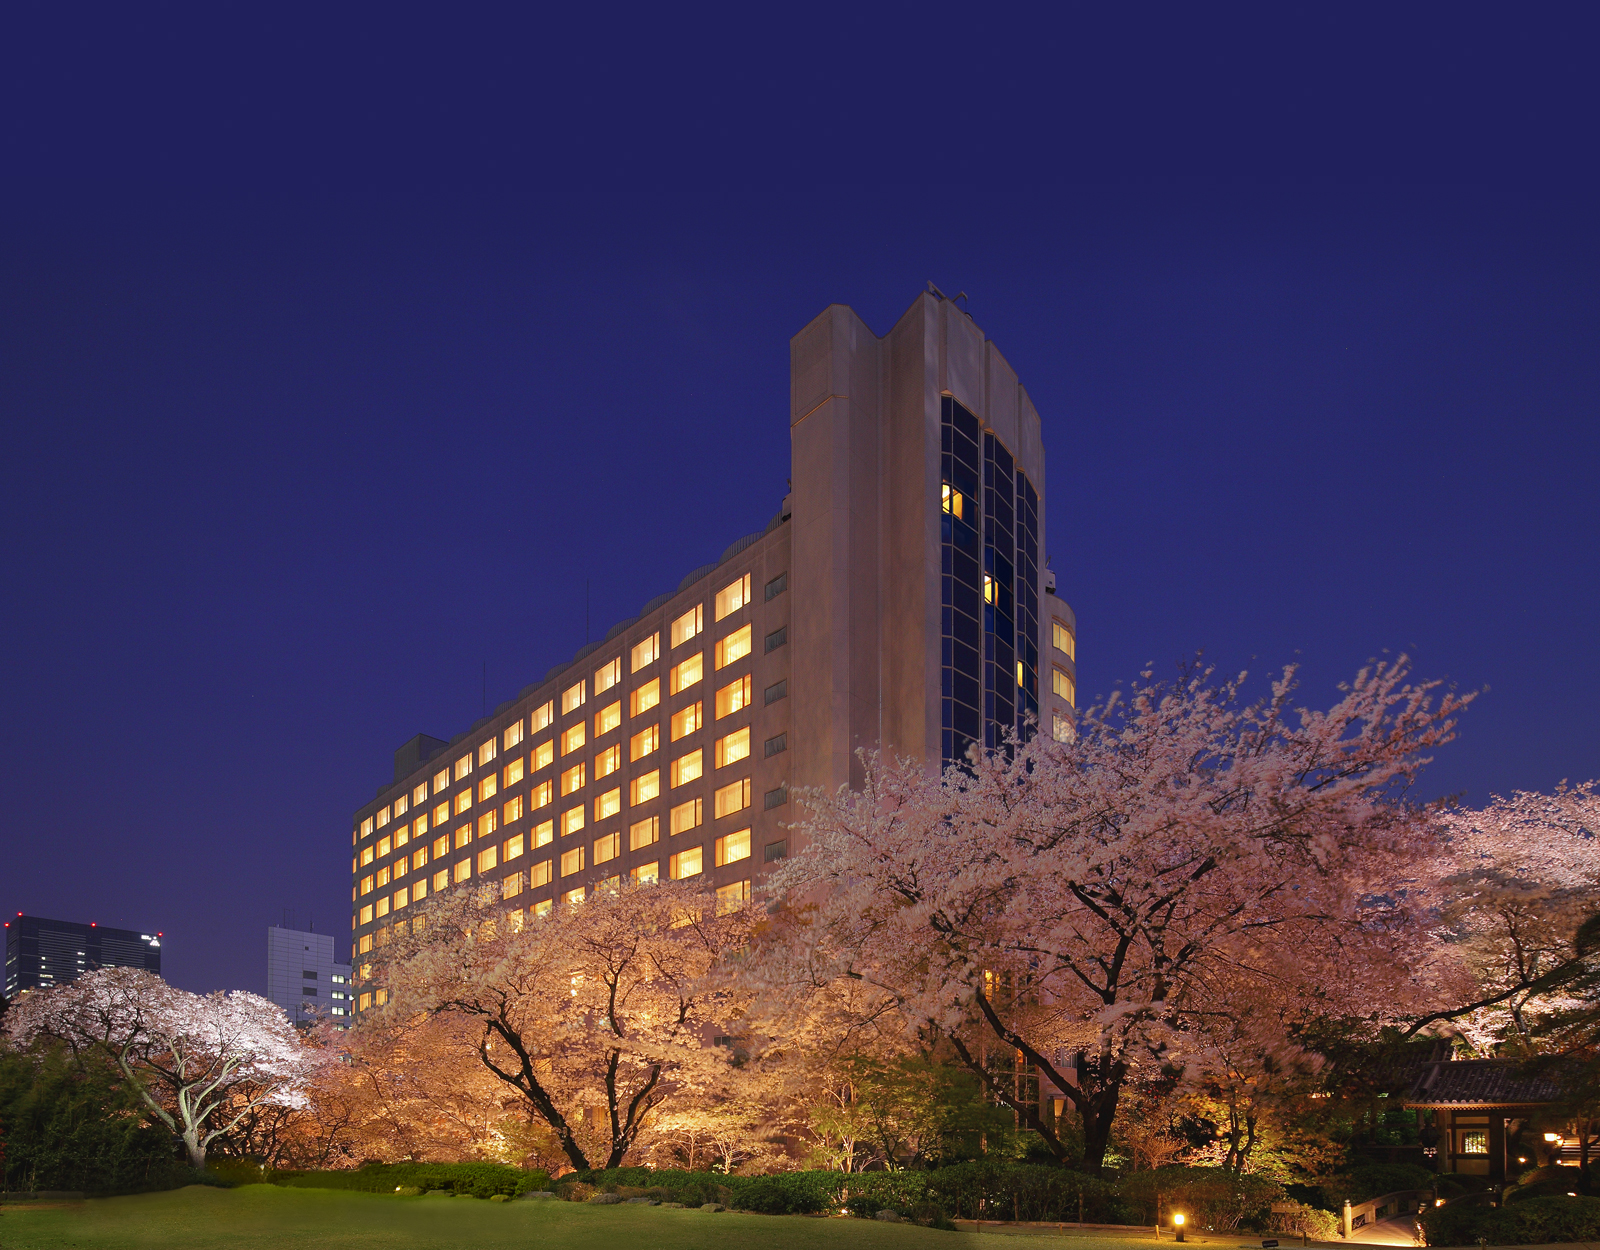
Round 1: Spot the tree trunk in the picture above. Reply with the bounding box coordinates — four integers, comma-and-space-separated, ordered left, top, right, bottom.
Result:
183, 1127, 206, 1170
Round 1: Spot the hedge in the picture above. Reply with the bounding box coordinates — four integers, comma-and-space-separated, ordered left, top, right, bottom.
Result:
1419, 1195, 1600, 1246
271, 1162, 550, 1199
1119, 1166, 1283, 1232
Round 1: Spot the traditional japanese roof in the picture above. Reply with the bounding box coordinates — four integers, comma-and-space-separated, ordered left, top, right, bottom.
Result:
1403, 1058, 1567, 1109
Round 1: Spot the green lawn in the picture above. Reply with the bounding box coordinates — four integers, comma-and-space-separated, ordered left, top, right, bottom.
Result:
0, 1184, 1185, 1250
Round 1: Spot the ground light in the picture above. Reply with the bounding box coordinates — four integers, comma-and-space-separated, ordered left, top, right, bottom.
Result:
1174, 1212, 1185, 1243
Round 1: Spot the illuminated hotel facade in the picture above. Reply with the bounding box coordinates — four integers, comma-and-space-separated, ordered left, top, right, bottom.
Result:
348, 291, 1077, 1010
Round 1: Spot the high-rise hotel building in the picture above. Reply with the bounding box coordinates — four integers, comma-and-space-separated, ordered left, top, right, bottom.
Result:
348, 291, 1077, 1010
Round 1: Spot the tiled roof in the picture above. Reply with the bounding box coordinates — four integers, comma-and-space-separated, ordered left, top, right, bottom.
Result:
1403, 1058, 1567, 1108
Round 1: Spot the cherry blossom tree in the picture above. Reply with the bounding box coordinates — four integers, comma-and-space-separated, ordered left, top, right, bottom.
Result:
5, 967, 318, 1168
377, 878, 760, 1172
763, 657, 1468, 1174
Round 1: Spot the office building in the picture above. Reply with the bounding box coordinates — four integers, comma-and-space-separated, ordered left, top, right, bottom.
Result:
348, 291, 1077, 1012
4, 914, 162, 999
267, 926, 352, 1025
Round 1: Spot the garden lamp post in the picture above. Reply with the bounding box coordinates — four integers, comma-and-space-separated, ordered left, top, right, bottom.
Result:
1174, 1212, 1186, 1243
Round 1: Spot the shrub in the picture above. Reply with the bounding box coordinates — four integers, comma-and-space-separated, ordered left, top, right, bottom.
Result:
1119, 1166, 1282, 1232
736, 1174, 828, 1215
927, 1161, 1122, 1223
274, 1162, 549, 1199
557, 1181, 597, 1202
1324, 1161, 1439, 1206
1419, 1194, 1600, 1246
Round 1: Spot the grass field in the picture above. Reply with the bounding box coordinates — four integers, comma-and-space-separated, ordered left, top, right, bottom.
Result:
0, 1184, 1192, 1250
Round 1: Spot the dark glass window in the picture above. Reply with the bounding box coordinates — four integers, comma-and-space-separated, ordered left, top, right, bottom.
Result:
763, 785, 788, 810
763, 839, 788, 862
763, 679, 788, 705
765, 572, 787, 600
764, 626, 788, 652
763, 732, 788, 757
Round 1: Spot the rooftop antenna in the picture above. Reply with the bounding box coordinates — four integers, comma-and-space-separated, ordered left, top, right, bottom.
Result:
953, 291, 970, 312
926, 280, 947, 300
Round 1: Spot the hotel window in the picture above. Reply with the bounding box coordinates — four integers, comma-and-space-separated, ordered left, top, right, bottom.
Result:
714, 573, 752, 621
715, 828, 751, 866
393, 886, 409, 909
503, 756, 525, 786
432, 869, 448, 891
408, 815, 424, 839
412, 782, 427, 805
669, 797, 702, 835
716, 880, 751, 913
412, 877, 427, 902
764, 732, 787, 758
562, 680, 586, 714
504, 719, 525, 749
394, 795, 409, 817
1052, 619, 1076, 662
393, 856, 407, 878
361, 816, 374, 837
765, 572, 786, 600
533, 819, 554, 848
561, 806, 586, 837
531, 700, 554, 732
631, 632, 659, 672
595, 700, 621, 736
503, 832, 525, 860
531, 779, 553, 810
669, 846, 703, 879
594, 787, 621, 821
503, 794, 524, 823
714, 778, 751, 818
453, 860, 471, 884
669, 653, 702, 694
629, 770, 660, 805
433, 769, 449, 794
1053, 667, 1076, 706
478, 774, 498, 802
670, 749, 703, 788
630, 723, 659, 761
595, 744, 622, 780
593, 831, 620, 865
715, 675, 752, 718
631, 861, 659, 884
360, 875, 374, 895
377, 865, 391, 886
561, 846, 585, 876
477, 846, 498, 874
454, 826, 471, 850
764, 839, 787, 863
412, 846, 429, 870
629, 815, 659, 850
358, 942, 371, 959
715, 727, 750, 768
595, 657, 621, 695
361, 846, 375, 867
715, 624, 752, 670
670, 701, 703, 741
531, 858, 553, 888
532, 898, 553, 917
455, 755, 472, 781
562, 887, 586, 905
764, 625, 788, 653
631, 677, 661, 716
1052, 713, 1073, 743
671, 604, 703, 647
477, 811, 498, 839
432, 801, 448, 825
360, 904, 373, 924
533, 739, 554, 770
561, 723, 586, 755
503, 871, 525, 899
560, 763, 586, 795
376, 896, 390, 918
377, 806, 391, 828
432, 834, 449, 858
763, 784, 787, 810
453, 791, 472, 814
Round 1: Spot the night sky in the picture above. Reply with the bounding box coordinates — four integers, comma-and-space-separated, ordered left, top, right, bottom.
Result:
2, 9, 1596, 995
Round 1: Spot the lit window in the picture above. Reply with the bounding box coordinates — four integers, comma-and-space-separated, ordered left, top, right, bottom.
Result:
477, 811, 498, 839
669, 653, 702, 694
478, 774, 498, 802
412, 782, 427, 805
630, 770, 660, 805
360, 875, 374, 895
453, 860, 471, 884
671, 701, 703, 741
715, 727, 750, 768
715, 675, 752, 718
377, 806, 391, 828
1053, 667, 1076, 707
503, 832, 525, 860
593, 831, 620, 864
562, 680, 586, 714
477, 739, 496, 767
532, 739, 554, 770
594, 788, 621, 821
670, 604, 703, 648
432, 869, 448, 891
764, 732, 787, 758
409, 815, 424, 838
669, 847, 703, 879
716, 880, 751, 913
361, 816, 374, 837
533, 820, 554, 848
501, 759, 524, 789
630, 723, 659, 761
432, 834, 449, 858
412, 846, 429, 870
629, 816, 659, 850
560, 763, 586, 796
631, 861, 659, 884
765, 571, 786, 600
630, 632, 660, 672
503, 794, 523, 823
530, 779, 553, 810
714, 573, 752, 621
982, 573, 995, 604
393, 886, 409, 909
377, 866, 391, 887
392, 856, 407, 878
455, 755, 472, 781
376, 896, 389, 918
561, 847, 585, 876
358, 991, 372, 1008
715, 828, 751, 866
714, 778, 752, 820
562, 887, 585, 905
595, 700, 621, 737
503, 871, 524, 899
597, 744, 621, 780
1459, 1130, 1489, 1155
1052, 713, 1074, 743
595, 657, 621, 695
632, 680, 662, 720
1052, 619, 1076, 661
764, 625, 787, 653
412, 878, 427, 902
669, 798, 702, 835
432, 801, 448, 825
504, 720, 525, 749
358, 938, 372, 957
531, 858, 552, 888
454, 827, 471, 850
670, 749, 703, 787
561, 806, 586, 837
433, 769, 449, 794
360, 904, 373, 924
1017, 660, 1026, 688
561, 723, 586, 755
394, 795, 409, 817
533, 897, 553, 916
477, 846, 498, 874
453, 791, 472, 814
942, 482, 964, 519
361, 846, 375, 867
715, 624, 752, 670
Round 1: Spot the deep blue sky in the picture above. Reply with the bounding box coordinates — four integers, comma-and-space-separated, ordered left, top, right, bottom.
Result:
2, 8, 1596, 994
